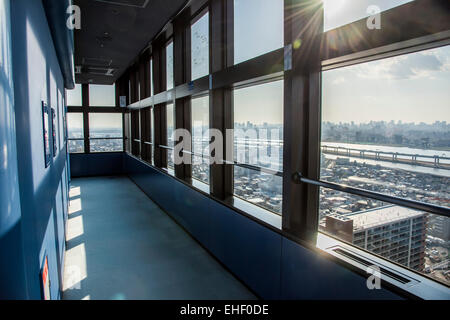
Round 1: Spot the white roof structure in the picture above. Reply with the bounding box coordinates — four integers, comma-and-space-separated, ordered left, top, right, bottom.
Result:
348, 206, 425, 231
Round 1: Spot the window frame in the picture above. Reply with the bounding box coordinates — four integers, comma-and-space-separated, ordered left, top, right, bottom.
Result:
231, 76, 285, 215
190, 92, 211, 185
66, 84, 126, 154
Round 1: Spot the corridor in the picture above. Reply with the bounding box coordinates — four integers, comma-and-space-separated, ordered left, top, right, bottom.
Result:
62, 176, 256, 300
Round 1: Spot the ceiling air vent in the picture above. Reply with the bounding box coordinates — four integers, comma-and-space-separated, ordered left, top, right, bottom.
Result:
94, 0, 150, 8
84, 66, 115, 77
82, 57, 112, 67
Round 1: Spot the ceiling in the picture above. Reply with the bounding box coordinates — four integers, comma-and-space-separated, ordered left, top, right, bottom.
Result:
73, 0, 187, 85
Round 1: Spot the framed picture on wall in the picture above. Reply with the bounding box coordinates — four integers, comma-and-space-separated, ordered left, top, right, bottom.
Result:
42, 102, 51, 168
51, 107, 57, 157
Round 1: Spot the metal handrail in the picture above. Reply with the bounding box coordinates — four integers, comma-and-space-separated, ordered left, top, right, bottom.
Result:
233, 162, 283, 177
180, 150, 283, 176
158, 145, 174, 150
90, 137, 124, 140
292, 172, 450, 218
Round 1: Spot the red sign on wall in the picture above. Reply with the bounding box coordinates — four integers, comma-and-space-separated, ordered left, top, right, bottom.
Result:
41, 256, 50, 300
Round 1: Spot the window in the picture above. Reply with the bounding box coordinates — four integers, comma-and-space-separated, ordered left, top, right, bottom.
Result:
234, 0, 284, 64
151, 107, 155, 165
167, 103, 175, 168
124, 113, 131, 153
89, 84, 116, 107
128, 80, 131, 105
131, 110, 140, 157
150, 58, 154, 96
191, 95, 210, 184
233, 80, 284, 214
67, 113, 84, 153
66, 84, 82, 106
191, 12, 209, 81
166, 41, 174, 90
323, 0, 414, 31
320, 45, 450, 286
89, 113, 123, 153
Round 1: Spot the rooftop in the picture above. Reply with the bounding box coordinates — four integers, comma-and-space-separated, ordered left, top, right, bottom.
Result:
348, 205, 426, 231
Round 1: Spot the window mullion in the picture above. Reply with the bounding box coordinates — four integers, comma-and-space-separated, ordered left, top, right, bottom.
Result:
282, 0, 323, 242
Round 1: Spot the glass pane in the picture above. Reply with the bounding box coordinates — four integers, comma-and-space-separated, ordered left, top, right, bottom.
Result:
90, 139, 123, 153
124, 113, 131, 153
67, 113, 84, 154
168, 149, 174, 169
192, 96, 210, 184
167, 103, 174, 168
150, 59, 154, 96
233, 80, 284, 214
67, 113, 84, 139
234, 166, 282, 214
321, 46, 450, 207
234, 0, 284, 64
191, 12, 209, 81
89, 84, 116, 106
128, 80, 131, 104
68, 140, 84, 154
89, 113, 123, 138
166, 41, 174, 90
320, 45, 450, 285
323, 0, 414, 31
151, 108, 155, 165
234, 80, 284, 171
319, 188, 449, 286
66, 84, 82, 106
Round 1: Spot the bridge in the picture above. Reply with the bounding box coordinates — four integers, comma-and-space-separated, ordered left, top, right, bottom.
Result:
321, 145, 450, 170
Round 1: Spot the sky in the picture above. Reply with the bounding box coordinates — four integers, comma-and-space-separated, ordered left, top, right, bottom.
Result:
234, 0, 284, 65
89, 84, 115, 106
322, 45, 450, 124
66, 83, 82, 106
234, 80, 284, 125
323, 0, 414, 31
66, 84, 119, 129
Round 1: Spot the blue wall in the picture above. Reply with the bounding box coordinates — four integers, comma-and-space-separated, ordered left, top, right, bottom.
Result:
0, 0, 70, 300
0, 0, 29, 300
70, 153, 125, 178
124, 154, 403, 300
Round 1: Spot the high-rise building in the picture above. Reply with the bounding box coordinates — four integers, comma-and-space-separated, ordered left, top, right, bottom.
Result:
322, 206, 427, 271
429, 215, 450, 241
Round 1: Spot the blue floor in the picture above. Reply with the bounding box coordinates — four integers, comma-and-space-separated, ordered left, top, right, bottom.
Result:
62, 176, 256, 300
